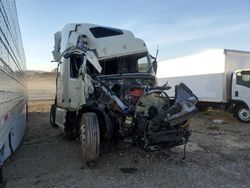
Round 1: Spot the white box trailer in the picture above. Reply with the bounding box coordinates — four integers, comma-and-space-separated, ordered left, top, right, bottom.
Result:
157, 49, 250, 122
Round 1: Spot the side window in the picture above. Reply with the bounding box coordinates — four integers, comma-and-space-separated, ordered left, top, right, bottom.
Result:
70, 55, 83, 78
137, 56, 148, 72
236, 71, 250, 88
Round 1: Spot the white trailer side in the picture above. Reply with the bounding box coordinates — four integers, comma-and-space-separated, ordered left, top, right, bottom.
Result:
0, 0, 27, 163
157, 49, 250, 103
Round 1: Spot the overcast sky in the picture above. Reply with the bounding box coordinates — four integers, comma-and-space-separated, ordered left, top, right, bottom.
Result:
16, 0, 250, 71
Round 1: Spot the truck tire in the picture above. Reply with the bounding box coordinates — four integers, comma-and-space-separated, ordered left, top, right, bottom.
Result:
50, 105, 58, 128
235, 104, 250, 123
80, 112, 100, 163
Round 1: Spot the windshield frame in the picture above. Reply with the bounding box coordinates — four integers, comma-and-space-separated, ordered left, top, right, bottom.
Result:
98, 52, 152, 75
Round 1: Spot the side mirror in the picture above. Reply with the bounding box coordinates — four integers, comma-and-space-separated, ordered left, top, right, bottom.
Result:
152, 60, 158, 74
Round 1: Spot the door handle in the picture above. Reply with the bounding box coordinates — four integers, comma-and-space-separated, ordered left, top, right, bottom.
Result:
235, 91, 238, 97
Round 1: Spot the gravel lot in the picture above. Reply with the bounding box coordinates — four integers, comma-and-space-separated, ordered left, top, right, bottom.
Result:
3, 100, 250, 188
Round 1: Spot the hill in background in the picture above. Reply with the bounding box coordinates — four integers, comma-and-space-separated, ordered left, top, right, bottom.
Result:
25, 70, 56, 100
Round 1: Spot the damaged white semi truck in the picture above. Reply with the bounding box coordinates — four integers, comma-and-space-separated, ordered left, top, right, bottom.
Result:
50, 23, 198, 164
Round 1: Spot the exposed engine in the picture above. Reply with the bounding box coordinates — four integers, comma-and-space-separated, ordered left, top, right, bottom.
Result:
93, 76, 197, 151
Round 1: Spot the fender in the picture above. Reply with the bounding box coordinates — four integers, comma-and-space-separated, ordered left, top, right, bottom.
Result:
77, 105, 114, 139
231, 99, 249, 116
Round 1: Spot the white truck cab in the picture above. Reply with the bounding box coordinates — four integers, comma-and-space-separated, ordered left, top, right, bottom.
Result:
53, 24, 155, 110
231, 69, 250, 122
50, 23, 197, 165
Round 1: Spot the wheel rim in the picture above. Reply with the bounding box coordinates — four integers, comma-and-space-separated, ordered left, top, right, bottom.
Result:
238, 107, 250, 122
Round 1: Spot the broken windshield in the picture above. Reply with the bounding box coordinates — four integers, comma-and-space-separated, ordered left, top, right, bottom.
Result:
99, 52, 151, 75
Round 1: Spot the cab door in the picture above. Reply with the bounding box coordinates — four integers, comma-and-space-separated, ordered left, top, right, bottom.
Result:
68, 54, 84, 109
232, 70, 250, 109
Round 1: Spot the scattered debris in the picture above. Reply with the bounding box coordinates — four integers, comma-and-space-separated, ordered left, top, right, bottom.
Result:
207, 125, 220, 131
212, 119, 226, 124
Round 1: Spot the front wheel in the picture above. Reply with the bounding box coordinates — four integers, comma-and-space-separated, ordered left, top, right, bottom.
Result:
80, 112, 100, 164
235, 104, 250, 123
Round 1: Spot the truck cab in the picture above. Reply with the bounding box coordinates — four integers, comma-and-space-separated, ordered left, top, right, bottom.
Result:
231, 69, 250, 122
53, 24, 156, 110
50, 23, 197, 164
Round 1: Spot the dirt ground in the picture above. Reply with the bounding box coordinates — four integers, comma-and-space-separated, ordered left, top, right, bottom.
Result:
3, 100, 250, 188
